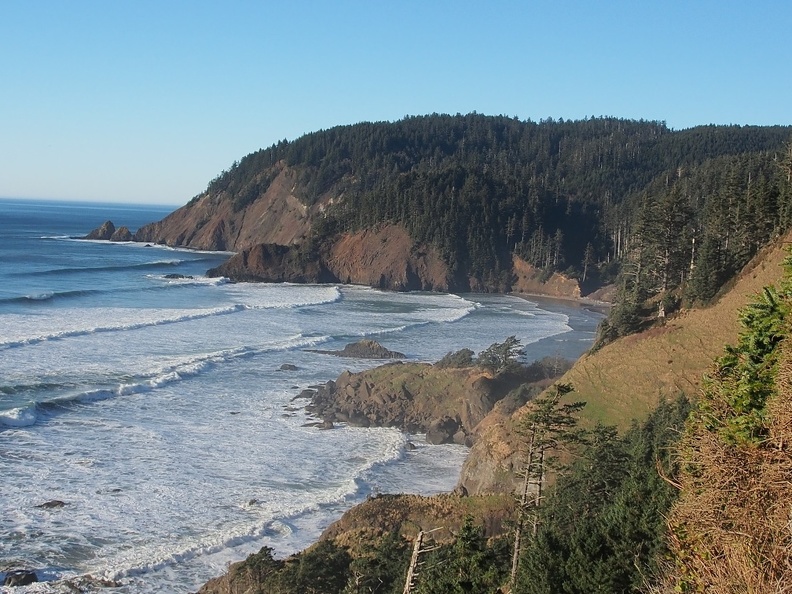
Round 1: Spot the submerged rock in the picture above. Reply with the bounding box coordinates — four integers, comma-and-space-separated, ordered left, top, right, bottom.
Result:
3, 569, 38, 586
35, 500, 66, 509
292, 388, 317, 401
64, 575, 121, 589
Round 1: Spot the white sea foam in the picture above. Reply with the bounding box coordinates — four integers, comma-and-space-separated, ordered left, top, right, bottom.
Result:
0, 278, 599, 593
24, 291, 55, 301
147, 274, 228, 286
0, 306, 246, 349
0, 285, 341, 349
91, 427, 407, 588
0, 405, 38, 427
0, 334, 335, 428
220, 283, 343, 309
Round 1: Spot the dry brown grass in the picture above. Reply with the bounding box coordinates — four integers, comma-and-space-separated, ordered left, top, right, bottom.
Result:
662, 334, 792, 593
318, 493, 515, 555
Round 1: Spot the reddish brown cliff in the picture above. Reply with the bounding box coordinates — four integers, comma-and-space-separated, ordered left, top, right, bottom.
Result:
324, 226, 450, 291
511, 255, 581, 299
135, 163, 315, 251
208, 225, 452, 292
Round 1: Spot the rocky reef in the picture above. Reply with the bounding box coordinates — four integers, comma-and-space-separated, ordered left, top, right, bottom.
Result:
306, 339, 405, 359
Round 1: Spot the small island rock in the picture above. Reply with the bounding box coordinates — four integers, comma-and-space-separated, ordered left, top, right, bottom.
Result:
110, 226, 133, 241
83, 220, 116, 240
36, 500, 66, 509
307, 339, 405, 359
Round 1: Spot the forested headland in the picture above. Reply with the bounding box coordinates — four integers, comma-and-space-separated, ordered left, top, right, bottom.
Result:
135, 114, 792, 340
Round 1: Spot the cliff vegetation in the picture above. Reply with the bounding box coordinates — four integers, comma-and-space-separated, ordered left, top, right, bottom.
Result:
661, 254, 792, 592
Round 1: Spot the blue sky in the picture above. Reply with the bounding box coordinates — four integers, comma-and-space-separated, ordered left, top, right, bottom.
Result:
1, 1, 790, 205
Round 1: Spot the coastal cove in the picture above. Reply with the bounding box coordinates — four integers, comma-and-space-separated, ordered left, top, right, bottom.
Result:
0, 199, 604, 593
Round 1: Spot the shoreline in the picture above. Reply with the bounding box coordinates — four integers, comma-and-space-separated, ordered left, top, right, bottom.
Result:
10, 284, 603, 592
194, 299, 604, 591
510, 290, 613, 314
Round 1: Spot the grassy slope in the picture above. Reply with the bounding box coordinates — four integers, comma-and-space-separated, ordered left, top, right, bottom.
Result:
565, 233, 792, 428
662, 255, 792, 591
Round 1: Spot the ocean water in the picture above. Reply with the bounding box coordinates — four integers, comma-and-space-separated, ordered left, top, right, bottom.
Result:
0, 199, 604, 593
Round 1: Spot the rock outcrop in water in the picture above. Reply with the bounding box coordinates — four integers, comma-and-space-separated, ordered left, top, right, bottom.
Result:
306, 357, 567, 446
83, 220, 116, 240
109, 226, 133, 241
306, 339, 405, 359
35, 500, 66, 509
3, 570, 38, 587
83, 221, 136, 243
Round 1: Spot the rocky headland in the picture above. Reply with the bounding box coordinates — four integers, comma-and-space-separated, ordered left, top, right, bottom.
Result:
82, 215, 590, 297
302, 351, 570, 484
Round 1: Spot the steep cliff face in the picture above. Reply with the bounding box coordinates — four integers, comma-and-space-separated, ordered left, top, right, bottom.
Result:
511, 255, 581, 299
207, 243, 336, 283
135, 164, 314, 251
325, 226, 451, 291
208, 225, 452, 292
456, 398, 526, 495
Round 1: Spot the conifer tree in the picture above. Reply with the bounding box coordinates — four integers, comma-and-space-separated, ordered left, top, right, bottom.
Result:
510, 384, 585, 587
